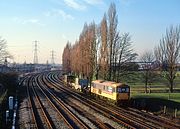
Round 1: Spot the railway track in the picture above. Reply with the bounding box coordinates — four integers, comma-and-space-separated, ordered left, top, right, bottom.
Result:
20, 73, 101, 129
26, 77, 38, 129
35, 74, 90, 129
52, 71, 180, 128
49, 71, 180, 129
27, 75, 53, 129
20, 76, 38, 129
21, 73, 84, 129
19, 71, 180, 129
41, 73, 119, 129
45, 72, 148, 128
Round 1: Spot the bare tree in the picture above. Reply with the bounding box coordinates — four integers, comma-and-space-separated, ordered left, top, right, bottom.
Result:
107, 2, 118, 80
62, 22, 98, 81
140, 51, 155, 93
85, 22, 97, 80
0, 37, 10, 64
62, 2, 137, 83
116, 33, 138, 82
98, 3, 137, 82
154, 25, 180, 93
62, 42, 71, 73
70, 41, 78, 74
99, 14, 109, 79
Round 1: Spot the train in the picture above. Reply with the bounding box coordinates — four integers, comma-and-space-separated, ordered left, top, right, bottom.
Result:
91, 80, 130, 104
63, 75, 130, 104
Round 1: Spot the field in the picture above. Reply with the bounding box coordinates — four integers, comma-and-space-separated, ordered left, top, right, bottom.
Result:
130, 80, 180, 101
128, 72, 180, 99
131, 93, 180, 103
128, 77, 180, 118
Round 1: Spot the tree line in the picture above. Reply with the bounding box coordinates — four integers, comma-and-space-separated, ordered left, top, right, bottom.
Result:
62, 3, 180, 93
62, 3, 138, 83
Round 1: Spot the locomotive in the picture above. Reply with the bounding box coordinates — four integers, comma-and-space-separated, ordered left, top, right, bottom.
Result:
63, 75, 130, 104
91, 80, 130, 103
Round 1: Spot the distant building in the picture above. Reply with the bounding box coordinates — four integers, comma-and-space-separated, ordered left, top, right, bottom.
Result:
1, 62, 62, 74
10, 63, 61, 74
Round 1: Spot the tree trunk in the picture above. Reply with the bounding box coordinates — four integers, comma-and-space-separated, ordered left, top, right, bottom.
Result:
170, 80, 173, 93
145, 79, 148, 93
109, 54, 112, 80
95, 71, 98, 80
145, 71, 148, 93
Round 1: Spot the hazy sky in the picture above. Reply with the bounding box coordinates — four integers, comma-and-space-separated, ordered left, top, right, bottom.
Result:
0, 0, 180, 64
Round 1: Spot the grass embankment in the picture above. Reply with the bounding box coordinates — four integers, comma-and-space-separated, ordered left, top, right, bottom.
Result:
129, 83, 180, 118
131, 93, 180, 103
0, 90, 7, 103
0, 72, 18, 129
130, 83, 180, 102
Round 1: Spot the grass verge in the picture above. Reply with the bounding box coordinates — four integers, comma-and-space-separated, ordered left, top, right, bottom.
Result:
131, 93, 180, 103
130, 92, 180, 118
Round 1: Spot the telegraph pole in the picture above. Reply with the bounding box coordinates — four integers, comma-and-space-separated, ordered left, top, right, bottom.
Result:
33, 41, 38, 64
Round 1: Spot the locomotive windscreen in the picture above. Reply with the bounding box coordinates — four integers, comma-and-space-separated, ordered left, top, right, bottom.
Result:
117, 87, 129, 93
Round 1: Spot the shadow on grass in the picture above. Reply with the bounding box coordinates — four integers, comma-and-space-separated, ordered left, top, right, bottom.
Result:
130, 98, 180, 113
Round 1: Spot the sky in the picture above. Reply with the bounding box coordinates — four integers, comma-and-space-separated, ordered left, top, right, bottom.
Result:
0, 0, 180, 64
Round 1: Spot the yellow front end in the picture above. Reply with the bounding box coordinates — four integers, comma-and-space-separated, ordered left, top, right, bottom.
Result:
91, 87, 117, 100
117, 93, 130, 101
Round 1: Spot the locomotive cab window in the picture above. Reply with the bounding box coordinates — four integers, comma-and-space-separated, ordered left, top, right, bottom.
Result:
92, 83, 96, 88
107, 86, 113, 93
117, 87, 128, 93
126, 87, 129, 92
121, 88, 126, 92
92, 83, 94, 88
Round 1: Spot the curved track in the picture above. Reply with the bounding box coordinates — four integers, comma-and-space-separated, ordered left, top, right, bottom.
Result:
36, 74, 89, 129
20, 73, 90, 129
50, 71, 180, 129
19, 71, 180, 129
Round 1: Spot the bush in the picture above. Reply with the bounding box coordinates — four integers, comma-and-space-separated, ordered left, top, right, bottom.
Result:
0, 72, 18, 96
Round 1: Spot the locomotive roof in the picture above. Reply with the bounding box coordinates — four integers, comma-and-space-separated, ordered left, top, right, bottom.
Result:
92, 80, 127, 87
